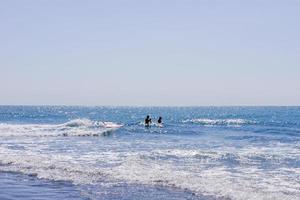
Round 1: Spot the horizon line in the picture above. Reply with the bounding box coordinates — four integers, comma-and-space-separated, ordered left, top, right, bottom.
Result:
0, 104, 299, 107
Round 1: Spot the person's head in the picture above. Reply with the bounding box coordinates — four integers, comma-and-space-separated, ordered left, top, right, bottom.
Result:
159, 116, 162, 120
147, 115, 149, 118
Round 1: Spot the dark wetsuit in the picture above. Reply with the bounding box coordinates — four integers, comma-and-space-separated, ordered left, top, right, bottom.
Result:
145, 116, 151, 126
158, 117, 162, 124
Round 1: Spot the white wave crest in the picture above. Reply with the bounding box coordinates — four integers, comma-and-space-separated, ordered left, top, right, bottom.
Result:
63, 119, 94, 127
63, 119, 123, 129
184, 118, 253, 126
0, 119, 122, 137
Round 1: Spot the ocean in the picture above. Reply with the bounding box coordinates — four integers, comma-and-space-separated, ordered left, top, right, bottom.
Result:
0, 106, 299, 200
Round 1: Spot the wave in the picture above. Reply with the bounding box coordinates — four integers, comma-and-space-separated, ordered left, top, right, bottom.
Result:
63, 119, 123, 129
0, 119, 123, 137
183, 118, 254, 126
0, 146, 105, 185
0, 146, 299, 200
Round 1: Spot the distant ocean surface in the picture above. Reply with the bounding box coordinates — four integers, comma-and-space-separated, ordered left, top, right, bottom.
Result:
0, 106, 299, 200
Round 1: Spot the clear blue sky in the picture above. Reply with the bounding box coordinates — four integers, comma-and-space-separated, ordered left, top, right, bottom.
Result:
1, 0, 299, 106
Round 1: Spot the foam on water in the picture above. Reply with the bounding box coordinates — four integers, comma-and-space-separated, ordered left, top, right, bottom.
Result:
184, 118, 254, 126
109, 155, 300, 200
0, 147, 104, 184
0, 119, 122, 137
0, 106, 300, 200
0, 142, 299, 200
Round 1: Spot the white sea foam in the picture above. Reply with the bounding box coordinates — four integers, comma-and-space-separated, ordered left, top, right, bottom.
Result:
63, 119, 94, 127
0, 144, 299, 200
107, 147, 300, 200
183, 118, 254, 126
0, 147, 104, 184
0, 119, 122, 137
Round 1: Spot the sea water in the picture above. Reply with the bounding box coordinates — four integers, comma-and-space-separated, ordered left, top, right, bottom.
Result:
0, 106, 299, 200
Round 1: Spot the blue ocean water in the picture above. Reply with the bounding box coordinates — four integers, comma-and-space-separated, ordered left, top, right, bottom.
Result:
0, 106, 299, 200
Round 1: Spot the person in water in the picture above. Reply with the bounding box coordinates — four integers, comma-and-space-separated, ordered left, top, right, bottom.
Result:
145, 115, 152, 126
158, 116, 162, 124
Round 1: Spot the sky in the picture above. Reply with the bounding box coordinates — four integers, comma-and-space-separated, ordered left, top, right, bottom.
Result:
0, 0, 299, 106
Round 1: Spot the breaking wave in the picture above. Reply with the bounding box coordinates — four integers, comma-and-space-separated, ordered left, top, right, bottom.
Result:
183, 118, 254, 126
0, 119, 123, 137
0, 145, 299, 200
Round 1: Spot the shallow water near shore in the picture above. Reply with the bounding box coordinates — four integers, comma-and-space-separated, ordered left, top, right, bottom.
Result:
0, 106, 299, 200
